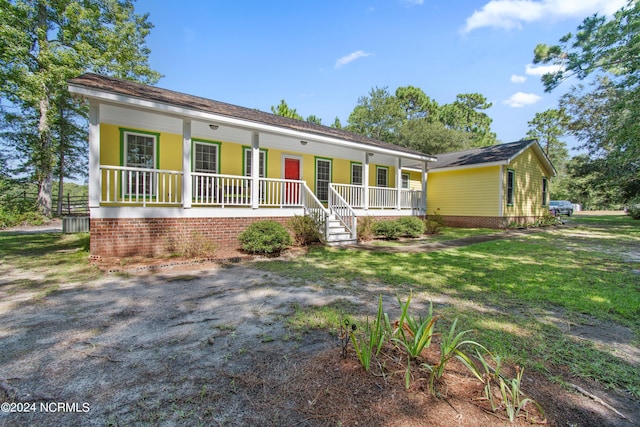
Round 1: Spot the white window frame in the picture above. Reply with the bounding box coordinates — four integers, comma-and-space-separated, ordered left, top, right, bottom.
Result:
376, 166, 388, 188
401, 173, 410, 189
351, 162, 363, 186
244, 147, 266, 177
123, 130, 157, 197
193, 140, 219, 174
315, 158, 332, 202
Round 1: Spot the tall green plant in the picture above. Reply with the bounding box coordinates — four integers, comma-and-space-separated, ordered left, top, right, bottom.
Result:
391, 292, 437, 360
424, 318, 487, 395
348, 295, 391, 371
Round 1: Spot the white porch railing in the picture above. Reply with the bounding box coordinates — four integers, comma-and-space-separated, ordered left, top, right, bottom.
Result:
101, 165, 182, 205
331, 183, 365, 208
192, 173, 252, 207
329, 184, 357, 239
99, 166, 421, 212
331, 183, 421, 209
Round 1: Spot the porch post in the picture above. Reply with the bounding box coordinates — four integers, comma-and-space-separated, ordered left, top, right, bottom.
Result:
396, 157, 402, 210
363, 152, 370, 210
422, 162, 428, 214
251, 131, 260, 209
182, 119, 192, 209
88, 101, 100, 208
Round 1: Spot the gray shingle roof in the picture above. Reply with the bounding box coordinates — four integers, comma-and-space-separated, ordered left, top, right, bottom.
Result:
429, 139, 551, 170
68, 73, 434, 160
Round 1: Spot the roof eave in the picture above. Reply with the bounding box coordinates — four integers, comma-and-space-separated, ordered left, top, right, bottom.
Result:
428, 160, 508, 173
68, 83, 436, 163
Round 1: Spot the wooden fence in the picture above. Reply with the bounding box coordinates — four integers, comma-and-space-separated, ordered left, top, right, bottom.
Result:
0, 191, 89, 216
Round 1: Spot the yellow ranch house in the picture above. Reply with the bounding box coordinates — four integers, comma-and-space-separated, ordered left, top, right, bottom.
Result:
425, 140, 556, 228
68, 74, 435, 258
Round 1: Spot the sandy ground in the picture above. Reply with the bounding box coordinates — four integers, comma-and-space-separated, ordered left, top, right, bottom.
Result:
1, 215, 638, 426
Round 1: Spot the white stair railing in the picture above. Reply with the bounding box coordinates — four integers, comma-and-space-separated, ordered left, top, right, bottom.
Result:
300, 183, 330, 241
329, 184, 357, 240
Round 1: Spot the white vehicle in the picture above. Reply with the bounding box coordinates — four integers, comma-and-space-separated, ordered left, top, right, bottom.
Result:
549, 200, 573, 216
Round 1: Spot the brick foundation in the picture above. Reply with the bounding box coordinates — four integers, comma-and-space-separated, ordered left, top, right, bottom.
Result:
436, 215, 540, 229
90, 217, 291, 258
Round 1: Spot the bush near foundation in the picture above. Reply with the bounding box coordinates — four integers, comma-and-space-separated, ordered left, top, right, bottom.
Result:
239, 220, 292, 255
287, 215, 322, 246
396, 216, 425, 237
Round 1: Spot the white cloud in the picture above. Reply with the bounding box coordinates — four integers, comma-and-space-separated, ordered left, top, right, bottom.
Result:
335, 51, 373, 69
525, 63, 564, 76
463, 0, 627, 32
400, 0, 424, 4
511, 74, 527, 83
503, 92, 541, 108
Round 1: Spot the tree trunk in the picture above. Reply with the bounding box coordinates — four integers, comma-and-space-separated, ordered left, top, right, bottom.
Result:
35, 1, 53, 217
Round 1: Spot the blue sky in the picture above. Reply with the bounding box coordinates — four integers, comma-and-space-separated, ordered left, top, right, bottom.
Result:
134, 0, 625, 153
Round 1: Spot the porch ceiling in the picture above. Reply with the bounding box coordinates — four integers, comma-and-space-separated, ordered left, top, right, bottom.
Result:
101, 104, 410, 166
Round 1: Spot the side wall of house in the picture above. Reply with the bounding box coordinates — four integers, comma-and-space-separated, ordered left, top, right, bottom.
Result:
426, 166, 500, 217
502, 146, 550, 222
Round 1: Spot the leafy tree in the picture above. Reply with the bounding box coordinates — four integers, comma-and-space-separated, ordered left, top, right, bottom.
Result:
270, 99, 304, 120
0, 0, 161, 216
440, 93, 497, 147
330, 116, 343, 129
395, 85, 438, 122
526, 108, 569, 173
564, 155, 623, 209
305, 114, 322, 125
346, 86, 402, 143
397, 120, 471, 155
533, 0, 639, 202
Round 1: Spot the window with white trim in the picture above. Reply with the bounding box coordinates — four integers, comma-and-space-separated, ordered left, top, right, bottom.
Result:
351, 163, 363, 186
376, 166, 388, 187
194, 141, 219, 173
401, 173, 410, 189
244, 148, 266, 177
316, 158, 332, 202
124, 131, 157, 196
542, 177, 548, 206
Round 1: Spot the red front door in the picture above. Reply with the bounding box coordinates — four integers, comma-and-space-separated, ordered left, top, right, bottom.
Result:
284, 158, 300, 205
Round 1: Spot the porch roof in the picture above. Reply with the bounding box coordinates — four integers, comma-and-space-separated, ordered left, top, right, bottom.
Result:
68, 73, 436, 163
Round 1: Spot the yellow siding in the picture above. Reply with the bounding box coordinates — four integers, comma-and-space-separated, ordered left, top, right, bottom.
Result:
427, 166, 500, 216
503, 147, 550, 217
407, 171, 422, 191
99, 123, 389, 195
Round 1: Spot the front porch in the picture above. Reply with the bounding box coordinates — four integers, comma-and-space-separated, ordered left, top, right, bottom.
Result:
96, 165, 424, 246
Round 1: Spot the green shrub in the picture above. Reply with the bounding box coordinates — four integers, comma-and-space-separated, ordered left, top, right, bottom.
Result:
396, 216, 425, 237
627, 201, 640, 220
425, 211, 445, 234
238, 220, 292, 255
357, 215, 375, 242
287, 215, 322, 246
373, 219, 402, 240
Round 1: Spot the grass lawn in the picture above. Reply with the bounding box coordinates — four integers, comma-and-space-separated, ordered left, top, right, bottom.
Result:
1, 215, 638, 399
257, 214, 640, 398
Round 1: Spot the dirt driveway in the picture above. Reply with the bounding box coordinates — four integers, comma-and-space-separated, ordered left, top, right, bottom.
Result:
1, 221, 638, 426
